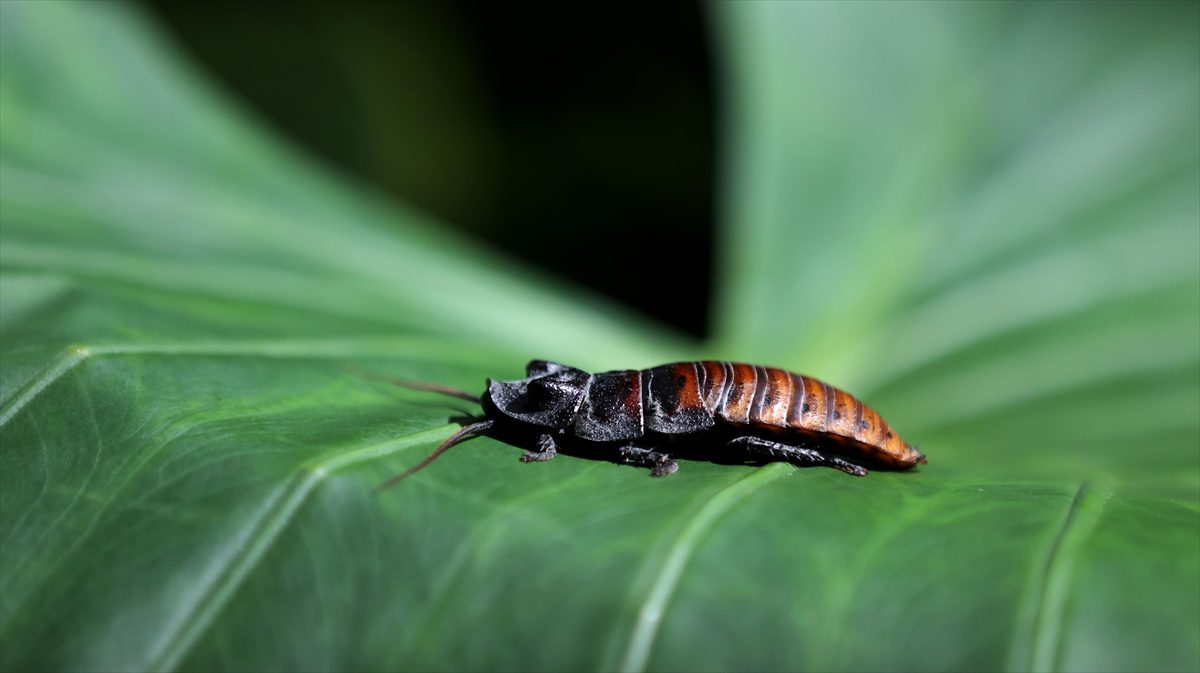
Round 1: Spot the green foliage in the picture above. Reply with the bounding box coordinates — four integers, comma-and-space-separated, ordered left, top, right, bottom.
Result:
1, 2, 1196, 672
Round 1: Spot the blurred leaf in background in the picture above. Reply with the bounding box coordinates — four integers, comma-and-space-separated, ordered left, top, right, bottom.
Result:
712, 0, 1200, 491
1, 2, 1196, 673
146, 1, 719, 337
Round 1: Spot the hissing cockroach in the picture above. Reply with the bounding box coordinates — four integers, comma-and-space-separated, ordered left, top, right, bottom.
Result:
378, 360, 926, 489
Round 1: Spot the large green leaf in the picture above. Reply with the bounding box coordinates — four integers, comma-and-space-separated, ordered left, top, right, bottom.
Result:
711, 2, 1200, 494
1, 3, 1196, 673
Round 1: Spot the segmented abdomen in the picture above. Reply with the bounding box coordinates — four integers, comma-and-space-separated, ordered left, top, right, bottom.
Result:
694, 361, 892, 449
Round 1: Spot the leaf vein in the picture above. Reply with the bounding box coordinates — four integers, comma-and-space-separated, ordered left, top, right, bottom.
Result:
0, 337, 501, 428
1027, 481, 1109, 672
618, 463, 792, 673
144, 425, 456, 671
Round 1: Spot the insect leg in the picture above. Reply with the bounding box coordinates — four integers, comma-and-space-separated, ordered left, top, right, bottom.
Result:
618, 445, 679, 477
519, 433, 559, 463
728, 436, 867, 477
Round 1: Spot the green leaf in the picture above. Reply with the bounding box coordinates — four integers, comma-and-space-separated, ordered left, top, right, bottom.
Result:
0, 2, 688, 375
710, 1, 1200, 489
1, 3, 1196, 673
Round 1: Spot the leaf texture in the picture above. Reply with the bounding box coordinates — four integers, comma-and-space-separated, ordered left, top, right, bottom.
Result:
1, 2, 1197, 672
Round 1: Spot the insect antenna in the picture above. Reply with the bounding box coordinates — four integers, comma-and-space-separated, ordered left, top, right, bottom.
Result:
385, 379, 481, 403
375, 419, 495, 491
340, 363, 481, 403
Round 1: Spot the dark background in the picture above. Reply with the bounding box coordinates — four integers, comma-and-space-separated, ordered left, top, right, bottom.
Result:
148, 2, 716, 337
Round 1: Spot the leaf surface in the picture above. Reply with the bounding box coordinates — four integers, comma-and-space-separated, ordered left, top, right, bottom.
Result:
1, 3, 1197, 672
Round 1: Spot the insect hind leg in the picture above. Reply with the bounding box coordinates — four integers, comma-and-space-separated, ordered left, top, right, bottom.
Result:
729, 436, 867, 477
618, 445, 679, 477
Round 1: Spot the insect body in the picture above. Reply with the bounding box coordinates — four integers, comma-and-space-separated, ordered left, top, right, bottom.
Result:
380, 360, 925, 489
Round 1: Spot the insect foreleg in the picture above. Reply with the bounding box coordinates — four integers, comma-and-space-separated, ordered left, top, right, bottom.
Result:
519, 433, 559, 463
729, 436, 867, 477
618, 445, 679, 477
